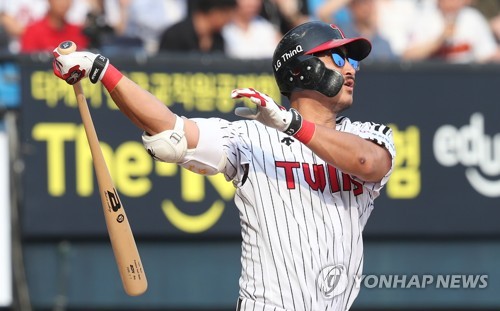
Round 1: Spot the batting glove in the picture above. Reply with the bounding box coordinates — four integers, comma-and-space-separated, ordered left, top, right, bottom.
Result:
52, 48, 109, 85
232, 88, 303, 136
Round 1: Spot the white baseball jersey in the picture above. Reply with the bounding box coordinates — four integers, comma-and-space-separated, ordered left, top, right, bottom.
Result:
194, 116, 395, 311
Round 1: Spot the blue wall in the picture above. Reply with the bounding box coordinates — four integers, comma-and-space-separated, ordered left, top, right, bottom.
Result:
23, 240, 500, 310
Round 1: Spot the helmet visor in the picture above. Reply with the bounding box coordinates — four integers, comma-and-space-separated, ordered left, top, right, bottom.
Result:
305, 37, 371, 61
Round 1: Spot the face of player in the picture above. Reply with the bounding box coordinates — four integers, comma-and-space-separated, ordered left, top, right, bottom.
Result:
314, 46, 359, 112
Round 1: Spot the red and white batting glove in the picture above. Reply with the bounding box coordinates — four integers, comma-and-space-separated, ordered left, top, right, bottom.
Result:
53, 48, 108, 84
53, 48, 123, 91
232, 88, 316, 144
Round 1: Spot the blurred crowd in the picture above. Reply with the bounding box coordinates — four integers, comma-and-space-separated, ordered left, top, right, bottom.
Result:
1, 0, 500, 63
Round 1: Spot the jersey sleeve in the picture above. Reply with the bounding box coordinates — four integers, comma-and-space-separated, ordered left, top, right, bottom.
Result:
189, 117, 251, 187
349, 120, 396, 192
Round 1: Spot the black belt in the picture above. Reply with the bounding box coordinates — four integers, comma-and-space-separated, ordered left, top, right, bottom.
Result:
236, 297, 242, 311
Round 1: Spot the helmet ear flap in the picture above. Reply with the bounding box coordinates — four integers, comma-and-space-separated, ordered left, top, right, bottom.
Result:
280, 55, 344, 98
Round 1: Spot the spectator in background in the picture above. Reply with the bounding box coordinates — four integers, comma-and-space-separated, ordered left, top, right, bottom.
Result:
492, 14, 500, 42
20, 0, 89, 53
470, 0, 500, 31
469, 0, 500, 62
261, 0, 310, 35
0, 25, 7, 54
402, 0, 498, 63
310, 0, 351, 25
325, 0, 397, 62
376, 0, 427, 58
222, 0, 281, 59
0, 0, 91, 54
159, 0, 236, 54
104, 0, 187, 55
0, 0, 47, 54
0, 1, 8, 53
81, 0, 116, 51
490, 14, 500, 61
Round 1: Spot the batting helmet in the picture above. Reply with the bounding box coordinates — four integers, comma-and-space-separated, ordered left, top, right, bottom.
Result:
272, 21, 371, 98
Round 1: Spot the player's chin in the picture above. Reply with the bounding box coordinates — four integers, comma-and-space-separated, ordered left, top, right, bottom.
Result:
337, 89, 354, 104
334, 97, 353, 112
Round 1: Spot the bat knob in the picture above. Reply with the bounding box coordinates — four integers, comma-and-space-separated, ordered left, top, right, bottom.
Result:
57, 41, 77, 55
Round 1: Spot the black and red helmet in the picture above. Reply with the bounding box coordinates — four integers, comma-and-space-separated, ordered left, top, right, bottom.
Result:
272, 21, 372, 98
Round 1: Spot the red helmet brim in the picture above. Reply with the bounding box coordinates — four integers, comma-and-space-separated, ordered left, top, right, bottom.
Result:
305, 37, 372, 61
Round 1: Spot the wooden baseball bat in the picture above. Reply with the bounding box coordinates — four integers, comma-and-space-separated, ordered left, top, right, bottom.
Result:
57, 41, 147, 296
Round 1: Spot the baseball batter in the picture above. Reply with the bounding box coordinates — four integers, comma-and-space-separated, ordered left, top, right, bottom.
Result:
52, 21, 395, 311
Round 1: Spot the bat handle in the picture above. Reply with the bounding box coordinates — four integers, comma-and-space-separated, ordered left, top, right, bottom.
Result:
57, 41, 77, 55
56, 41, 83, 94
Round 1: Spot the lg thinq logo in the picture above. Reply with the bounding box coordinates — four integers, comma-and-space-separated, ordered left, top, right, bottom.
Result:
433, 113, 500, 197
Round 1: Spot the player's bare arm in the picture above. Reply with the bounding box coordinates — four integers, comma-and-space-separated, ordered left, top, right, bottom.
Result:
52, 49, 201, 149
232, 87, 392, 183
108, 76, 200, 149
113, 76, 389, 181
306, 126, 392, 182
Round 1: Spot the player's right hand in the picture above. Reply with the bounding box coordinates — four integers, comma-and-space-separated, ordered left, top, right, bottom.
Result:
53, 48, 109, 85
232, 88, 305, 136
232, 88, 291, 130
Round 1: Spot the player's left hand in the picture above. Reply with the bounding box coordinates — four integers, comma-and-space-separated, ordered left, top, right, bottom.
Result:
52, 48, 109, 85
232, 88, 302, 135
